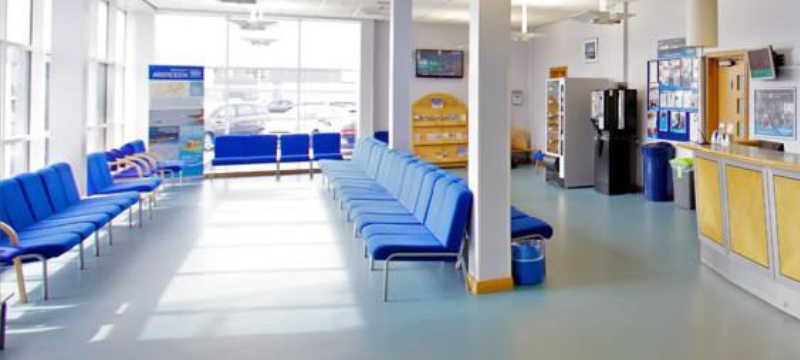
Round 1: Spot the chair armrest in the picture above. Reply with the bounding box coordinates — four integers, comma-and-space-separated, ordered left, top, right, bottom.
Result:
128, 154, 159, 170
115, 158, 145, 178
0, 222, 20, 246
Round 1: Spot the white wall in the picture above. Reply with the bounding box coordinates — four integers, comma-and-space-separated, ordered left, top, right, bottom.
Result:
374, 21, 531, 133
529, 0, 800, 182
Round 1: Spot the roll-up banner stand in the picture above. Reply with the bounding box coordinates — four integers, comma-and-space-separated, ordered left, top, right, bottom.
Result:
149, 65, 205, 177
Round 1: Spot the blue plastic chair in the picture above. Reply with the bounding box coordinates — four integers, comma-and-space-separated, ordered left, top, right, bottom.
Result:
312, 132, 343, 162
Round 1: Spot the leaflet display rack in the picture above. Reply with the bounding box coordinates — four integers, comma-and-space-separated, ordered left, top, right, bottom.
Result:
411, 93, 469, 168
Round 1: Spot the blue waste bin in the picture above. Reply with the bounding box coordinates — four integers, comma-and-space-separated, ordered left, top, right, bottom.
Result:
642, 142, 676, 202
512, 240, 545, 286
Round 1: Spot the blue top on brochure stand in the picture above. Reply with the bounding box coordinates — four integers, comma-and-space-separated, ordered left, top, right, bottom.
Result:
149, 66, 204, 81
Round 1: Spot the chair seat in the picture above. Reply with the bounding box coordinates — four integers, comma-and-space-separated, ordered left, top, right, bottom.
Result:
99, 179, 160, 194
32, 213, 111, 229
349, 204, 408, 218
366, 234, 449, 261
355, 213, 419, 233
511, 216, 554, 239
1, 233, 82, 260
79, 194, 139, 208
280, 155, 311, 163
21, 223, 96, 239
346, 199, 404, 214
314, 154, 343, 161
361, 224, 430, 238
0, 246, 21, 265
212, 156, 277, 166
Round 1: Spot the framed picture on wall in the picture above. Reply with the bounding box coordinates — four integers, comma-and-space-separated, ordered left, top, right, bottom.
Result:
753, 87, 797, 140
583, 38, 599, 63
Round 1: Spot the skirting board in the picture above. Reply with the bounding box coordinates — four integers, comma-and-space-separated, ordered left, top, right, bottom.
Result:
467, 274, 515, 295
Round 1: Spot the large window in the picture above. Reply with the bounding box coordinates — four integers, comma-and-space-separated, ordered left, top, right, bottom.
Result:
1, 0, 34, 176
87, 0, 127, 152
155, 14, 361, 154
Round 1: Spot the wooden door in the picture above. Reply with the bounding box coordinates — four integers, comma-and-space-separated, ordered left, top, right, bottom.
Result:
706, 53, 749, 141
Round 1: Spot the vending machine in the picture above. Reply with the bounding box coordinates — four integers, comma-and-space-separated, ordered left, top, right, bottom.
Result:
544, 78, 612, 188
591, 89, 638, 195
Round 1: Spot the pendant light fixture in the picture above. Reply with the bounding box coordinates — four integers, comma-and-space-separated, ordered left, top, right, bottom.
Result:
513, 0, 543, 41
686, 0, 718, 47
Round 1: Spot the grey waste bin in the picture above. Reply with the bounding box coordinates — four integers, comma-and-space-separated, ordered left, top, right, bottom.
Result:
670, 158, 695, 210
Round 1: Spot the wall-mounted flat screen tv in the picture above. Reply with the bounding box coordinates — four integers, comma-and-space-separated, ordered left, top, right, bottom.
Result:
748, 46, 777, 80
416, 49, 465, 79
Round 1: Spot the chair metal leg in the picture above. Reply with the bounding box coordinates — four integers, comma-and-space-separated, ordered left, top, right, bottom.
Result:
383, 257, 392, 302
0, 300, 7, 350
108, 224, 113, 246
13, 258, 28, 304
276, 162, 281, 181
40, 257, 49, 301
139, 201, 144, 228
95, 232, 101, 257
79, 242, 85, 270
128, 207, 133, 228
309, 160, 314, 179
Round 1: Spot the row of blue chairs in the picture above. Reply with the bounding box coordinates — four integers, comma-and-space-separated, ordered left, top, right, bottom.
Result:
106, 140, 184, 185
0, 163, 148, 303
319, 138, 473, 301
212, 132, 343, 178
320, 138, 556, 299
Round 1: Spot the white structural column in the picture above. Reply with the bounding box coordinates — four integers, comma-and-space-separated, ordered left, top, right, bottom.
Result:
388, 0, 412, 150
467, 0, 513, 291
50, 0, 91, 193
359, 20, 376, 139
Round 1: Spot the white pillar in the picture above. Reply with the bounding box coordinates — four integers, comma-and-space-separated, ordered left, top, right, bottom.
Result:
129, 10, 155, 143
467, 0, 513, 292
359, 20, 375, 139
50, 0, 91, 193
388, 0, 412, 150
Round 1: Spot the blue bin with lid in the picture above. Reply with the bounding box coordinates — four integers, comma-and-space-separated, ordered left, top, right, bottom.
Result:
642, 142, 676, 202
512, 240, 546, 286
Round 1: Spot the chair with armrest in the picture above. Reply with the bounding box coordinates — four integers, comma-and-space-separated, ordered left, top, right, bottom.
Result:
88, 153, 161, 218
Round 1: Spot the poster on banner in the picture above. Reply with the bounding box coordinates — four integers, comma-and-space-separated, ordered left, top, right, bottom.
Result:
149, 65, 205, 177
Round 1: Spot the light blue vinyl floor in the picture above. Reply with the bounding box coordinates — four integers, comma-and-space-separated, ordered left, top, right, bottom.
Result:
3, 166, 800, 360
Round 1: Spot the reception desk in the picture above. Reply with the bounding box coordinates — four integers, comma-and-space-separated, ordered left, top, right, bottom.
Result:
680, 143, 800, 320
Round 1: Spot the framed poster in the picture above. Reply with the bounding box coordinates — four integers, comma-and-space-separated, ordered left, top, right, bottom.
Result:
583, 38, 598, 63
753, 87, 797, 140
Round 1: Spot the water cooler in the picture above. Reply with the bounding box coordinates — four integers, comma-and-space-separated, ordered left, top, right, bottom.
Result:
591, 89, 637, 195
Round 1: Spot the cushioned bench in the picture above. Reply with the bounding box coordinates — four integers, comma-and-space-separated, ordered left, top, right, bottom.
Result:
211, 134, 279, 176
88, 153, 160, 220
125, 140, 184, 182
280, 134, 312, 178
312, 132, 344, 163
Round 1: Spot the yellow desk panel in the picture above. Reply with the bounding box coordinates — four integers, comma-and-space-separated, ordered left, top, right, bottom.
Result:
725, 166, 770, 267
695, 157, 724, 245
773, 176, 800, 282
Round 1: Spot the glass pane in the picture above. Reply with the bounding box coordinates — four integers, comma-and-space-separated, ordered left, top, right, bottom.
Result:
45, 57, 51, 131
43, 0, 53, 52
3, 46, 31, 138
299, 20, 360, 151
96, 0, 109, 59
7, 0, 33, 45
114, 9, 126, 62
96, 63, 108, 125
2, 141, 30, 175
154, 14, 227, 67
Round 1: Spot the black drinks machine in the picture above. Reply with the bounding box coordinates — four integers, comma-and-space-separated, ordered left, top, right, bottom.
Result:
591, 89, 637, 195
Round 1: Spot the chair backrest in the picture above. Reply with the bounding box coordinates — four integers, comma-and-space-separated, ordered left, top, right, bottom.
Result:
214, 135, 247, 159
280, 134, 310, 157
386, 154, 415, 198
366, 144, 388, 179
246, 134, 278, 157
87, 152, 115, 196
38, 167, 72, 212
312, 132, 341, 155
426, 183, 473, 252
133, 140, 147, 153
398, 163, 435, 211
15, 173, 57, 221
412, 171, 448, 222
53, 163, 82, 205
374, 131, 389, 144
355, 140, 376, 168
0, 179, 37, 230
120, 143, 137, 157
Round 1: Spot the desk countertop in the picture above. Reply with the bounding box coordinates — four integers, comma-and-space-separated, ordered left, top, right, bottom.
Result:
678, 143, 800, 173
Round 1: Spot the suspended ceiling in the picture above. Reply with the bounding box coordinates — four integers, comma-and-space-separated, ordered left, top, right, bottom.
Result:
148, 0, 629, 27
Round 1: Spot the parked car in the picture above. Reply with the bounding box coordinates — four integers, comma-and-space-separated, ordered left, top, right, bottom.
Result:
267, 99, 295, 113
205, 103, 267, 150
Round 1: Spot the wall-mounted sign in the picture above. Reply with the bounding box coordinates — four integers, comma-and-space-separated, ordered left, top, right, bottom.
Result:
657, 37, 698, 59
511, 90, 524, 106
753, 87, 797, 140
